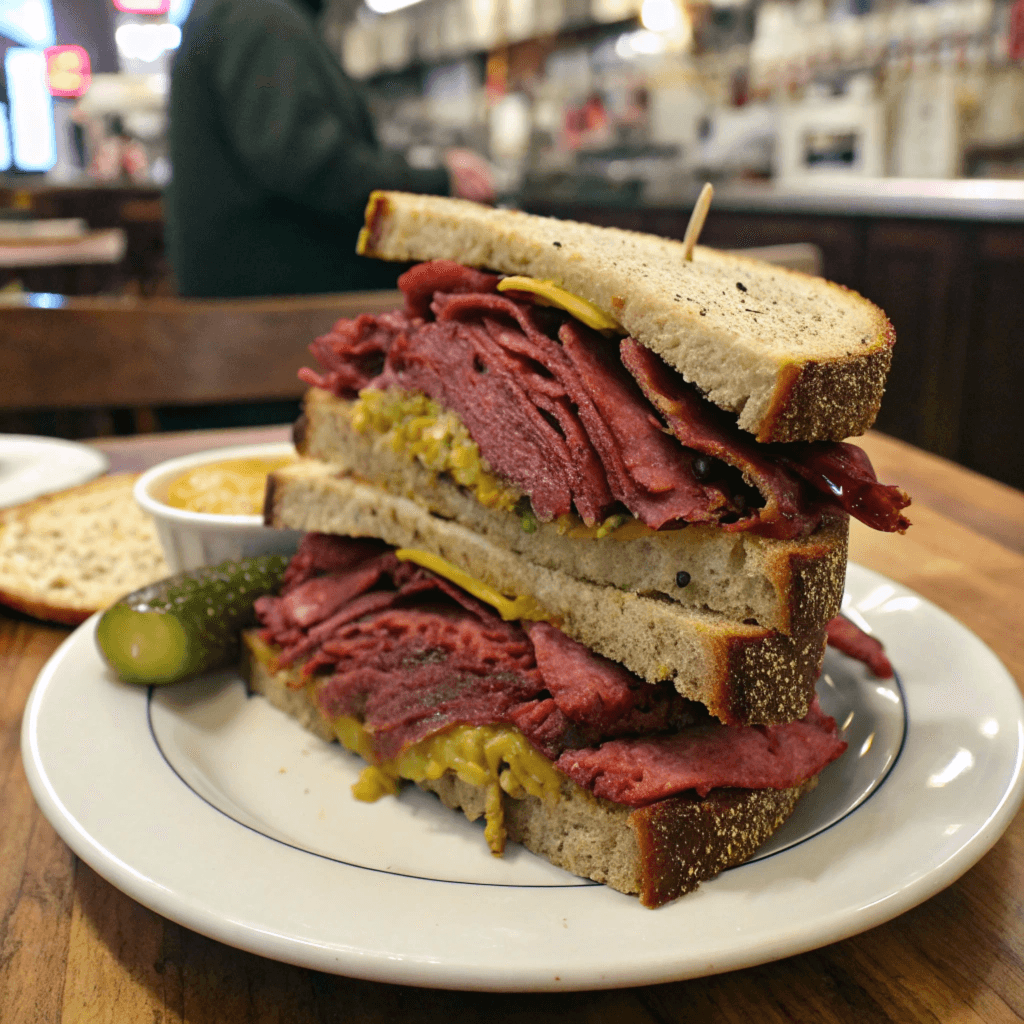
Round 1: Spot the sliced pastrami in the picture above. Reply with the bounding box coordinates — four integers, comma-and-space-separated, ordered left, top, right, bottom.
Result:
825, 615, 893, 678
620, 338, 910, 537
410, 289, 732, 528
255, 535, 849, 804
281, 560, 392, 629
777, 443, 910, 534
377, 314, 579, 520
435, 290, 618, 522
311, 608, 540, 760
558, 323, 695, 497
331, 612, 530, 677
275, 590, 404, 668
559, 321, 733, 529
267, 547, 517, 669
557, 699, 846, 805
303, 261, 909, 537
300, 311, 415, 398
528, 620, 658, 731
620, 338, 815, 539
521, 624, 699, 758
474, 311, 613, 523
280, 535, 390, 590
398, 260, 500, 320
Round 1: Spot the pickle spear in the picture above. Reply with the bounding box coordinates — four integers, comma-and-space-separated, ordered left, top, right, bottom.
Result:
95, 554, 288, 685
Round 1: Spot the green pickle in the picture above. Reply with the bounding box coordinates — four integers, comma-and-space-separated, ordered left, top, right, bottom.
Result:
95, 554, 289, 685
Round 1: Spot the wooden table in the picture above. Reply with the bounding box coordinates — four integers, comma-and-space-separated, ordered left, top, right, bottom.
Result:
2, 427, 1023, 1023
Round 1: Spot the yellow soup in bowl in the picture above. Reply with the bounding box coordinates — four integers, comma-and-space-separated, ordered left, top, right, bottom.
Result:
166, 456, 295, 516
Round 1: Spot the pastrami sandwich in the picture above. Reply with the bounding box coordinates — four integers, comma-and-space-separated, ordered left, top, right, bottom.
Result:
273, 192, 908, 722
244, 192, 907, 905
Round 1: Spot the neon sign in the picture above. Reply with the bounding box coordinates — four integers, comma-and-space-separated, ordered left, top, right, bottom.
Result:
44, 44, 91, 98
112, 0, 171, 13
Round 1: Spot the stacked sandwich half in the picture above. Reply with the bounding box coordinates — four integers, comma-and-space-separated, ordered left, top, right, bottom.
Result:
245, 192, 910, 906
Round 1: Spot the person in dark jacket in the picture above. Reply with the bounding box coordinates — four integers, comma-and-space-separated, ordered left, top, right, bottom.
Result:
166, 0, 493, 297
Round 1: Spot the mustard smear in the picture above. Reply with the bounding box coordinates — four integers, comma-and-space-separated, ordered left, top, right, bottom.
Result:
554, 513, 655, 541
394, 548, 553, 623
336, 718, 562, 854
350, 389, 522, 516
497, 276, 621, 334
244, 624, 563, 857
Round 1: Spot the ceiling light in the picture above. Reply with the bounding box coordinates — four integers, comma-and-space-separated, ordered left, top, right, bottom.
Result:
115, 22, 181, 63
640, 0, 682, 33
365, 0, 427, 14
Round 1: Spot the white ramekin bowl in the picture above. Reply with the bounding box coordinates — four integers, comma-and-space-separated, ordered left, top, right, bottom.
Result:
134, 441, 302, 573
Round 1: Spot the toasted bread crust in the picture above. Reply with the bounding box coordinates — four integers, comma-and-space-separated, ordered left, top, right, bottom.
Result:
265, 459, 826, 725
298, 387, 848, 636
357, 190, 894, 442
0, 590, 93, 626
759, 317, 896, 442
243, 631, 816, 906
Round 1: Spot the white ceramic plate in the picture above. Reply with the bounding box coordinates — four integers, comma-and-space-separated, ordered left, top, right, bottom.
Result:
21, 564, 1024, 992
0, 434, 108, 508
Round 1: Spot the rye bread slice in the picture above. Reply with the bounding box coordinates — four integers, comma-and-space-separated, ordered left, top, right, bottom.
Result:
357, 190, 895, 443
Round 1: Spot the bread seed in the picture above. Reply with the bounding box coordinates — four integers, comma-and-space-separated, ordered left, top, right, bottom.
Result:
676, 571, 691, 588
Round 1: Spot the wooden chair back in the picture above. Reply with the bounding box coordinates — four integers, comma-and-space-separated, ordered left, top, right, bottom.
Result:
0, 290, 402, 412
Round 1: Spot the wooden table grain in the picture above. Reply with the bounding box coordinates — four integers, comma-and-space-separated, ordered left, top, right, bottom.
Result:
2, 426, 1022, 1023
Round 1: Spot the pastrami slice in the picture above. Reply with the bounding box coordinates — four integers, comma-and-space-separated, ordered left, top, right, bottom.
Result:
397, 259, 500, 320
776, 442, 911, 534
557, 698, 846, 805
619, 337, 911, 536
620, 337, 814, 538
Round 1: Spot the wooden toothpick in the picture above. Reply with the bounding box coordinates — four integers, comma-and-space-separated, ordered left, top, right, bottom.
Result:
682, 182, 714, 261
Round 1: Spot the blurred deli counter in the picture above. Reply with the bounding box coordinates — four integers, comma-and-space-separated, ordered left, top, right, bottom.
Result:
520, 178, 1024, 494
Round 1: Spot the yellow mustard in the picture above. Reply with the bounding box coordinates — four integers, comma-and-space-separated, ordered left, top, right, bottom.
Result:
394, 548, 555, 624
166, 456, 295, 515
496, 276, 621, 334
244, 622, 563, 857
350, 388, 524, 517
335, 716, 562, 855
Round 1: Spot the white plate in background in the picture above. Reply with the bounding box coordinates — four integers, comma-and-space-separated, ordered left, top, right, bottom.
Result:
21, 563, 1024, 991
0, 435, 108, 508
